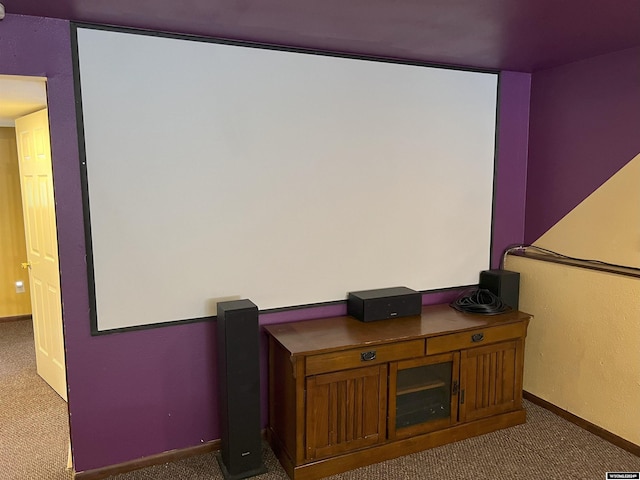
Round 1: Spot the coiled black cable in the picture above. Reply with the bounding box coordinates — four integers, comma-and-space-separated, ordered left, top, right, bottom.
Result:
450, 288, 511, 315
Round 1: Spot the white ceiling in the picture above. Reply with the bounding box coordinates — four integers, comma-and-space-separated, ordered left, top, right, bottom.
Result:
0, 75, 48, 127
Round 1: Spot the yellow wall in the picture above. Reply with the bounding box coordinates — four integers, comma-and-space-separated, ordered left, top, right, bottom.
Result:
532, 153, 640, 269
507, 152, 640, 445
507, 256, 640, 445
0, 127, 32, 318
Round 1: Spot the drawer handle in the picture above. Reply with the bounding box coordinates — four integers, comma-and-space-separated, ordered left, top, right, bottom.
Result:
471, 333, 484, 343
360, 351, 377, 362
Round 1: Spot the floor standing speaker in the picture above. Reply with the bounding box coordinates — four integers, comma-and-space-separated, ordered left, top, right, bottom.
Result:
479, 269, 520, 310
216, 299, 267, 480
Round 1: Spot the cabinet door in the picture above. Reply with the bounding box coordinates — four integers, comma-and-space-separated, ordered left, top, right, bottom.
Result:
388, 352, 459, 439
305, 364, 387, 460
459, 339, 524, 422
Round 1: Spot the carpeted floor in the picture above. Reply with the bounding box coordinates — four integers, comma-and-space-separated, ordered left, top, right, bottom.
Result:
106, 401, 640, 480
0, 319, 71, 480
2, 318, 639, 480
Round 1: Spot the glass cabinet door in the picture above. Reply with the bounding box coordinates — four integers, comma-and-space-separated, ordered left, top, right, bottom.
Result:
389, 352, 459, 439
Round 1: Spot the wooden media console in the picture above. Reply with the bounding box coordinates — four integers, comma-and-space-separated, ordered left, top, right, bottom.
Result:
264, 303, 531, 480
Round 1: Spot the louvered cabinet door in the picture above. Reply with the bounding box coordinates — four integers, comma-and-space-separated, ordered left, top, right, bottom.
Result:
459, 339, 524, 422
305, 364, 387, 461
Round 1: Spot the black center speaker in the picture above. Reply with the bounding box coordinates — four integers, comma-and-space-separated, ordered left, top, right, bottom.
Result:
479, 269, 520, 310
347, 286, 422, 322
216, 299, 267, 480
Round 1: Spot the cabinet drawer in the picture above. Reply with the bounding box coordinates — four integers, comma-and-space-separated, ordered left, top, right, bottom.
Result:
426, 322, 526, 355
306, 339, 425, 375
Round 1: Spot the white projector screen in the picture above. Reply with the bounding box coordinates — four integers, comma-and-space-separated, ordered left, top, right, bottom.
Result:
73, 25, 498, 332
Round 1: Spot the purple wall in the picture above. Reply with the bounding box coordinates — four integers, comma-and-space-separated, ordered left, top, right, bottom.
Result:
0, 14, 530, 472
525, 46, 640, 243
492, 71, 531, 267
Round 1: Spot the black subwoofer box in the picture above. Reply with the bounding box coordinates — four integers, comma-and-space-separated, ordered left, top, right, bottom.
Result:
479, 269, 520, 310
216, 299, 266, 480
347, 286, 422, 322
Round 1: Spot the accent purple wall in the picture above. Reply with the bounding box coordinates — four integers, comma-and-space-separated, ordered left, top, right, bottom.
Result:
0, 14, 531, 472
525, 46, 640, 243
492, 71, 531, 266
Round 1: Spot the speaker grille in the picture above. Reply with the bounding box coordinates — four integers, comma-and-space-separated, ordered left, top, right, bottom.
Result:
217, 300, 266, 478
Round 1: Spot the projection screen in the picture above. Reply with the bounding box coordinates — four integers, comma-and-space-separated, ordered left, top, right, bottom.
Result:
72, 25, 499, 332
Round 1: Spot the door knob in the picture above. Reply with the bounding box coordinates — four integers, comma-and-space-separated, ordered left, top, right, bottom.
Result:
21, 261, 31, 270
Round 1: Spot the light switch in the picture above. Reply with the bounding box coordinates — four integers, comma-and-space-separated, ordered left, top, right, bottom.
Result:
15, 281, 25, 293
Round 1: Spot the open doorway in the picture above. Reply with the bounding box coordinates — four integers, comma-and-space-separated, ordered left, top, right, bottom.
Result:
0, 74, 71, 473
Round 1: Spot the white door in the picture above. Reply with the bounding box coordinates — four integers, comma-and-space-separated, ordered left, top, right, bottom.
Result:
14, 108, 67, 401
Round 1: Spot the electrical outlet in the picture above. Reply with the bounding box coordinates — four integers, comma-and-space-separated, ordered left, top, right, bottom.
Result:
15, 281, 25, 293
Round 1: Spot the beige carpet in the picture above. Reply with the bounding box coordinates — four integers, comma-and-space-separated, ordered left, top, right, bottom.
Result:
107, 400, 640, 480
2, 318, 639, 479
0, 319, 72, 480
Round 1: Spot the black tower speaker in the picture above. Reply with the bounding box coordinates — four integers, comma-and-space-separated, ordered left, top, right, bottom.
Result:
479, 269, 520, 310
216, 299, 267, 480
